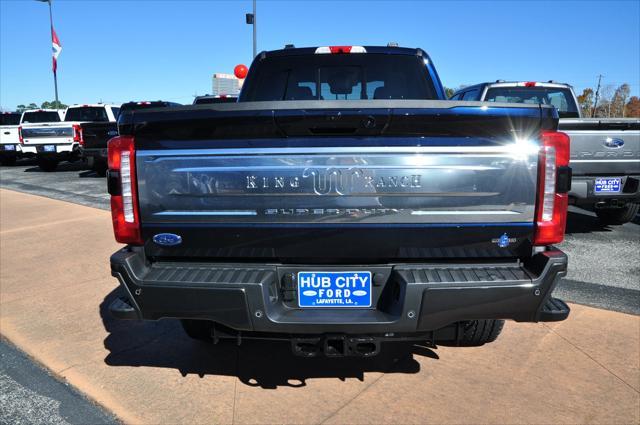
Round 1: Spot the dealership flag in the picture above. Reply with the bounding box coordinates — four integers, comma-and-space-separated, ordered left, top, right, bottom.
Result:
51, 27, 62, 74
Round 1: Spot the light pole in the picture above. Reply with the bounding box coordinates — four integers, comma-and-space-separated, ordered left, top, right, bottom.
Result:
36, 0, 59, 106
246, 0, 257, 58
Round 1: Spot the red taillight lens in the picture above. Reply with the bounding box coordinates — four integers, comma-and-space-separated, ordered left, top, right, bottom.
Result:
534, 131, 570, 245
73, 124, 83, 146
524, 81, 537, 87
329, 45, 353, 54
18, 126, 23, 144
108, 135, 142, 245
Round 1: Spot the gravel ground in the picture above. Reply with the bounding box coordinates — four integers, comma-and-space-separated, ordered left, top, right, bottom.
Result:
0, 338, 117, 425
1, 158, 638, 315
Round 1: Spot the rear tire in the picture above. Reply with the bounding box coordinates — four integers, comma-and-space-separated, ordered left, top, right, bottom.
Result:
596, 203, 640, 225
457, 319, 505, 346
180, 319, 213, 342
0, 157, 16, 166
37, 158, 59, 172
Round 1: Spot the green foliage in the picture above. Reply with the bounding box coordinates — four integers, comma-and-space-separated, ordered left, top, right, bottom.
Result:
41, 100, 68, 110
444, 87, 456, 99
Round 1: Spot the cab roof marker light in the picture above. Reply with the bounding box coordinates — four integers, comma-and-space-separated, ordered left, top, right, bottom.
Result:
524, 82, 537, 87
315, 46, 366, 54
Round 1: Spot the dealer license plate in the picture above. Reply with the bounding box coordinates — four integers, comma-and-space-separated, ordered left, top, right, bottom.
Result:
298, 271, 372, 308
595, 178, 621, 193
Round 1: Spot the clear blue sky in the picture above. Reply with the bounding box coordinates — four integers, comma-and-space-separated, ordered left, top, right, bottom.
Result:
1, 0, 639, 110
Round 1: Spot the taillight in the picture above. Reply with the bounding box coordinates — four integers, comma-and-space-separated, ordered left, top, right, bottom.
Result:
107, 135, 142, 245
534, 131, 571, 245
73, 124, 83, 146
18, 126, 23, 144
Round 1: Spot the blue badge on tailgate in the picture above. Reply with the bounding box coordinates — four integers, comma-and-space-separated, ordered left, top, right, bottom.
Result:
595, 178, 621, 193
298, 271, 372, 308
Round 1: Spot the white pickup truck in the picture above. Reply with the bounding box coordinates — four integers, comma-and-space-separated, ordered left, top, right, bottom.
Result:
18, 109, 67, 166
451, 81, 640, 224
0, 112, 22, 165
20, 104, 119, 171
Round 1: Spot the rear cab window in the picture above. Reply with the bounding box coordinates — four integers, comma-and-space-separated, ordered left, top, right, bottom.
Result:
241, 53, 438, 101
21, 111, 62, 123
64, 106, 110, 122
484, 86, 579, 118
461, 89, 480, 101
1, 113, 21, 125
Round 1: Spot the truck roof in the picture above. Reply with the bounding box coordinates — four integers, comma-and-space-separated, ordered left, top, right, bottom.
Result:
260, 45, 428, 59
461, 81, 574, 92
67, 104, 119, 109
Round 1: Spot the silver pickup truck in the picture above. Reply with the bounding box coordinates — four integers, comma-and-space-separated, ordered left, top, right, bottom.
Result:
451, 82, 640, 224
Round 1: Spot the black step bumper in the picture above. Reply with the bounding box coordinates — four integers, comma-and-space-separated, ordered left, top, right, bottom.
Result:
109, 248, 569, 334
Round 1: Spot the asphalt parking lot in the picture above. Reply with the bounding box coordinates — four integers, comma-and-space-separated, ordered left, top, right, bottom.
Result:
2, 158, 638, 315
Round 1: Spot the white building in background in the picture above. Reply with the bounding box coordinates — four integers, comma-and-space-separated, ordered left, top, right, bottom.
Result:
211, 73, 242, 96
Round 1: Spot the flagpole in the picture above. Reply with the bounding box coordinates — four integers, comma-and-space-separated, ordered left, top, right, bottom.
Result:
47, 0, 59, 106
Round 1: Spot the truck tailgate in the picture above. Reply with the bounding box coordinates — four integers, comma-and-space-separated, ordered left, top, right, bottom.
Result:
560, 118, 640, 176
127, 101, 549, 262
137, 143, 539, 261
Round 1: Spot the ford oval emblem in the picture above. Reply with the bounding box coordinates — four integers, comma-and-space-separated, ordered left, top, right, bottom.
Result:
603, 137, 624, 149
153, 233, 182, 246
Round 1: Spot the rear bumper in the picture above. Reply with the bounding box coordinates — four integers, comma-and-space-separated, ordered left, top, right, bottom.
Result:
570, 175, 640, 205
110, 248, 569, 334
0, 145, 19, 157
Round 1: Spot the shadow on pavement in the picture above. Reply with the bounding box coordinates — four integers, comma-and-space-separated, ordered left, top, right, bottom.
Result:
565, 209, 612, 234
100, 288, 433, 389
23, 161, 89, 173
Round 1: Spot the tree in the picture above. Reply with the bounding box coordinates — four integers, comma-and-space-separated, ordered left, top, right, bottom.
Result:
41, 100, 67, 110
27, 103, 38, 110
594, 84, 615, 118
576, 88, 594, 117
16, 104, 27, 113
625, 96, 640, 118
611, 84, 631, 117
444, 87, 456, 99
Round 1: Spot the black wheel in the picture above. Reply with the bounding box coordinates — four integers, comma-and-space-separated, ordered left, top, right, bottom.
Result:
37, 158, 59, 172
0, 157, 17, 166
596, 203, 640, 225
180, 319, 213, 342
457, 319, 505, 346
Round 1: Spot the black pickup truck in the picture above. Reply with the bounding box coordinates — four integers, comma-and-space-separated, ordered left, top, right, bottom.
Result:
107, 45, 571, 357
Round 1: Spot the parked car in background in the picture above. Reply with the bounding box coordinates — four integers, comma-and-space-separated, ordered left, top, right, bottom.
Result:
0, 112, 22, 165
20, 104, 118, 172
193, 94, 238, 104
18, 109, 66, 162
108, 45, 571, 357
451, 81, 640, 224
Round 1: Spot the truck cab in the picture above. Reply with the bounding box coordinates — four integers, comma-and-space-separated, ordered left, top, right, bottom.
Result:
452, 81, 640, 224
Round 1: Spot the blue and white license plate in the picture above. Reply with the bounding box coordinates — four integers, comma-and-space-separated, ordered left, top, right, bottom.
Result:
43, 145, 56, 152
298, 271, 372, 308
3, 145, 15, 151
595, 178, 621, 193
